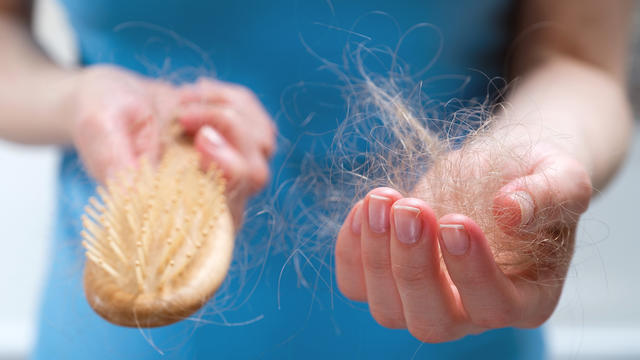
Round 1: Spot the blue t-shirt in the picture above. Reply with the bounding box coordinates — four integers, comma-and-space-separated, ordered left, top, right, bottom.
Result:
32, 1, 546, 359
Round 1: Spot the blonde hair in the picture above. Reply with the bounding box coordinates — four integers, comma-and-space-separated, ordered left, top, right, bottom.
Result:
280, 44, 572, 287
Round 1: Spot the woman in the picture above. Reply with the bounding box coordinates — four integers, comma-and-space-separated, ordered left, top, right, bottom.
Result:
0, 0, 633, 358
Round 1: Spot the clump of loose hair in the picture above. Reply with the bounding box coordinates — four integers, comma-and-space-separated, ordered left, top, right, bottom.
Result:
358, 76, 571, 277
286, 40, 573, 287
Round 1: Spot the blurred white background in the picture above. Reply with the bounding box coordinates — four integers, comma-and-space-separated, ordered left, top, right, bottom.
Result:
0, 1, 638, 359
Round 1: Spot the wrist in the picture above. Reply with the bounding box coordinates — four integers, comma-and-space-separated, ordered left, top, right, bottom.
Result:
484, 113, 595, 178
22, 65, 83, 146
52, 69, 84, 145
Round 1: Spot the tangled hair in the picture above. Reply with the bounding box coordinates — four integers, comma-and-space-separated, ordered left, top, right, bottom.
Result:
280, 37, 574, 288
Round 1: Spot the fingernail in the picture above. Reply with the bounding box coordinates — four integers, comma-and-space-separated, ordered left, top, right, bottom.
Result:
393, 205, 422, 244
368, 194, 391, 233
201, 126, 225, 147
351, 203, 363, 235
439, 224, 469, 255
510, 191, 534, 226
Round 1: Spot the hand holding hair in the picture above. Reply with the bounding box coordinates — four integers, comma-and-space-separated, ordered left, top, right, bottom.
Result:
335, 139, 591, 342
334, 0, 632, 340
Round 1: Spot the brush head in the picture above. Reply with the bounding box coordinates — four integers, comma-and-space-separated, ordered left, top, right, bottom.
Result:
81, 142, 234, 327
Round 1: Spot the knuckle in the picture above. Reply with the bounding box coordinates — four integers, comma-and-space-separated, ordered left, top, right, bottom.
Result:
214, 92, 234, 104
370, 308, 405, 329
249, 162, 270, 191
362, 253, 392, 277
555, 158, 593, 218
195, 79, 232, 103
571, 168, 593, 213
237, 85, 255, 97
391, 264, 430, 289
560, 157, 591, 186
262, 134, 276, 158
215, 107, 236, 122
450, 268, 492, 288
228, 84, 254, 99
408, 324, 459, 343
263, 143, 276, 158
196, 77, 218, 90
470, 306, 517, 329
519, 309, 553, 329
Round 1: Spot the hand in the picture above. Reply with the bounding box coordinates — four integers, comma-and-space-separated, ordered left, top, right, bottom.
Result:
70, 65, 174, 182
335, 141, 592, 342
70, 66, 275, 224
174, 78, 275, 222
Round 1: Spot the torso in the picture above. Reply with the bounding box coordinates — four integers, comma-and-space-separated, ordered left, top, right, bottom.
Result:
32, 1, 546, 359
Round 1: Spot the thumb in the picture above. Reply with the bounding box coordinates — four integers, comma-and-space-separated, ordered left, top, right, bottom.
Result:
493, 155, 592, 233
75, 117, 137, 184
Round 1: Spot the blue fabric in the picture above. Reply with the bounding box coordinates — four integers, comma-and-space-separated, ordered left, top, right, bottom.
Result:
33, 1, 546, 359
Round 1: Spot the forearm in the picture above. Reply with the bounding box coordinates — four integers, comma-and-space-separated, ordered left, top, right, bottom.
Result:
0, 13, 79, 145
493, 54, 633, 190
490, 0, 634, 191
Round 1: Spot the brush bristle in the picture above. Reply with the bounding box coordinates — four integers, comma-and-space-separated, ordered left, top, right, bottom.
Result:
81, 143, 235, 328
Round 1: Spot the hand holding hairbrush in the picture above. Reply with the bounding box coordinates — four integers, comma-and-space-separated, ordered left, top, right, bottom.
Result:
72, 73, 275, 327
81, 130, 235, 327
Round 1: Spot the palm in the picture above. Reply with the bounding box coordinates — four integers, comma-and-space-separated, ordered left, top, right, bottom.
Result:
335, 140, 591, 341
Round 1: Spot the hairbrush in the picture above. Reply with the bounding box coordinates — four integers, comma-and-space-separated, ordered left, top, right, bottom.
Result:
80, 135, 234, 328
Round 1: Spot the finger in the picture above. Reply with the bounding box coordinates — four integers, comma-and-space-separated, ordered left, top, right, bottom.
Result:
438, 214, 525, 329
178, 81, 276, 158
181, 104, 271, 192
361, 187, 405, 328
195, 126, 250, 192
195, 125, 259, 226
390, 198, 466, 342
176, 102, 273, 172
335, 201, 367, 302
493, 156, 592, 233
178, 78, 231, 105
177, 103, 239, 140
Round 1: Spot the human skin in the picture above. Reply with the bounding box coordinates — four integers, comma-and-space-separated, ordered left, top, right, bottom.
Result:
0, 2, 275, 224
335, 0, 635, 342
0, 0, 634, 344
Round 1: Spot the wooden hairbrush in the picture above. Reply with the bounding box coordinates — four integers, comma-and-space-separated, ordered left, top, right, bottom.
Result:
80, 135, 234, 328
